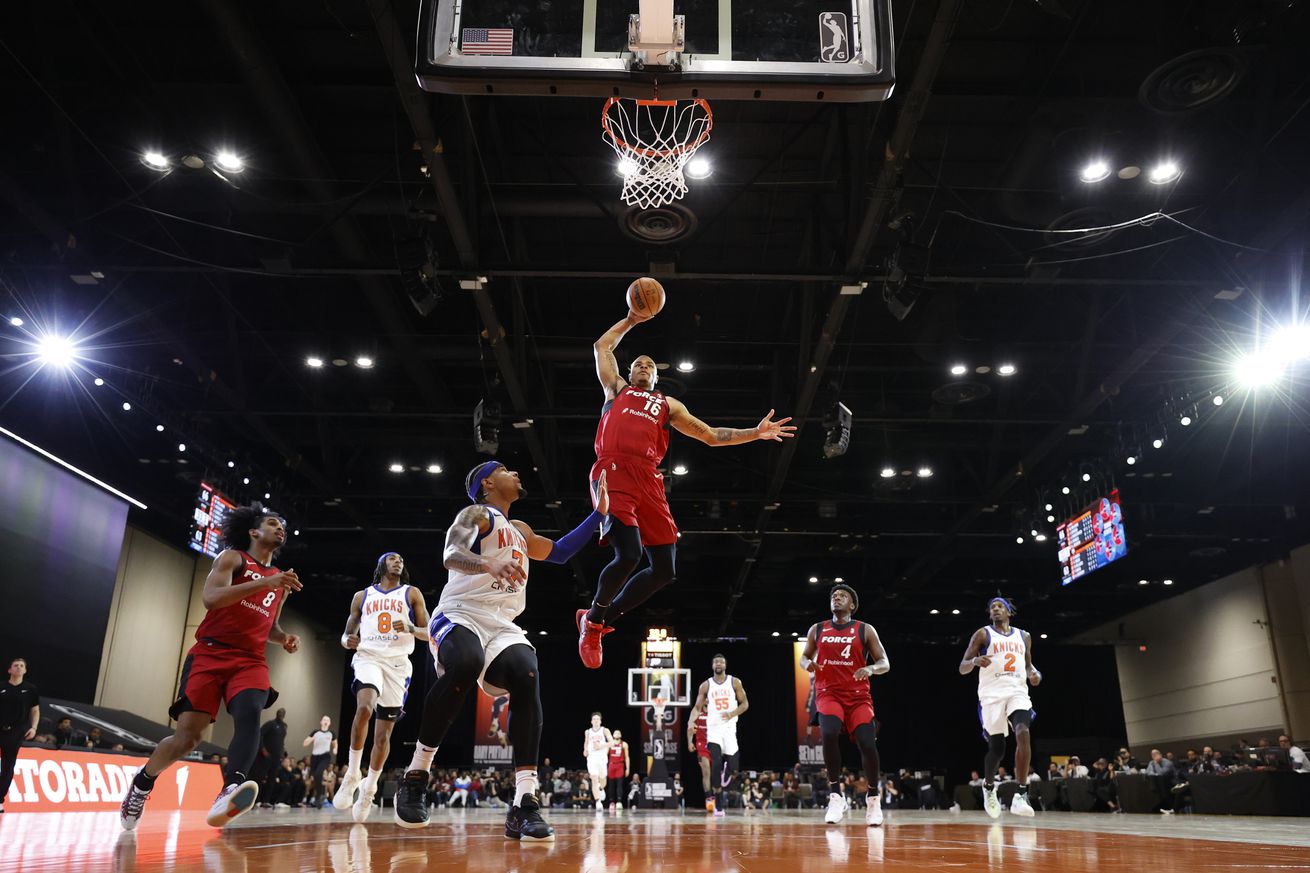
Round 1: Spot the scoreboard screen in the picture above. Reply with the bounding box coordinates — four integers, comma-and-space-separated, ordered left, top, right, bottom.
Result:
1057, 489, 1127, 586
189, 482, 236, 558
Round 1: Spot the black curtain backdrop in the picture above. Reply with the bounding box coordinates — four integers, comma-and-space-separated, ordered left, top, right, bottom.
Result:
343, 630, 1127, 797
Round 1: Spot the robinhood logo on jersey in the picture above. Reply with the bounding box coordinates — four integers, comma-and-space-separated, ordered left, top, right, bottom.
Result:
474, 744, 513, 764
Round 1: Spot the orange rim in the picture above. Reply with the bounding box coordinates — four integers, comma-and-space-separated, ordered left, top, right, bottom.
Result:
600, 97, 713, 159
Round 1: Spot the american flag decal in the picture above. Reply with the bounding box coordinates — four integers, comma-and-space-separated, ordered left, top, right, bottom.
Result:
461, 28, 514, 55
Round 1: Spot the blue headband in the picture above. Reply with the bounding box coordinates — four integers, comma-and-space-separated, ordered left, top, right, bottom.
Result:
467, 461, 503, 502
988, 597, 1015, 614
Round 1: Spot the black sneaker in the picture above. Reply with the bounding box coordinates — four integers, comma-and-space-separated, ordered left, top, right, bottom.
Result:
505, 793, 555, 842
392, 771, 431, 829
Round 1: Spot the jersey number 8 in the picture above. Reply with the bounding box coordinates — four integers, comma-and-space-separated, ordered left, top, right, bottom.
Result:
261, 591, 277, 608
378, 613, 392, 633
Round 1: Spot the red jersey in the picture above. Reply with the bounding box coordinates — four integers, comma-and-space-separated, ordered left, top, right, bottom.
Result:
694, 712, 707, 746
608, 742, 626, 778
814, 619, 870, 696
593, 386, 670, 466
193, 551, 285, 656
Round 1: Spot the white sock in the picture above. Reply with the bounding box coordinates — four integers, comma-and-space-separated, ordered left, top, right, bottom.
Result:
348, 747, 363, 774
364, 768, 383, 790
407, 743, 437, 774
514, 769, 539, 807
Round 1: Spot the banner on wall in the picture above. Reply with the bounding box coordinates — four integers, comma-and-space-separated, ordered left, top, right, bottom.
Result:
3, 748, 223, 812
793, 641, 824, 767
473, 688, 513, 766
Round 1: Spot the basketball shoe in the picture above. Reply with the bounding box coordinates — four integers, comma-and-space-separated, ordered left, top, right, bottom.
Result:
577, 610, 614, 669
393, 771, 431, 828
352, 780, 378, 823
505, 793, 555, 842
982, 783, 1001, 819
1009, 790, 1035, 817
824, 792, 848, 824
333, 768, 362, 810
866, 796, 884, 827
120, 780, 151, 831
205, 780, 260, 828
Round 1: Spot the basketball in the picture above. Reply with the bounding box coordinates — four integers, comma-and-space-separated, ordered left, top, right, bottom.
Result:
626, 277, 665, 321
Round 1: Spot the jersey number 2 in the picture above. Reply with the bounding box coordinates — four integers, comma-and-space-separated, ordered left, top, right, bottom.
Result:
1003, 653, 1017, 673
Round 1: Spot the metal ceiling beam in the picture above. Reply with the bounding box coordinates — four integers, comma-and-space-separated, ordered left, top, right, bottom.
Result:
197, 0, 453, 410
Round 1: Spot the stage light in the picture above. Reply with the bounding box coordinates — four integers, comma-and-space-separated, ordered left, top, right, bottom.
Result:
834, 577, 844, 583
916, 466, 933, 478
1152, 438, 1164, 449
1035, 533, 1048, 542
771, 631, 780, 638
809, 576, 819, 583
156, 425, 165, 432
1180, 414, 1192, 426
1016, 536, 1024, 544
355, 355, 374, 369
177, 443, 186, 452
1061, 485, 1071, 495
1147, 161, 1181, 184
9, 317, 23, 327
142, 151, 170, 171
242, 477, 250, 485
293, 529, 300, 536
997, 363, 1017, 376
388, 462, 404, 473
36, 335, 77, 368
1163, 579, 1174, 586
950, 363, 967, 376
617, 158, 639, 177
214, 151, 244, 173
672, 464, 688, 476
94, 378, 105, 386
1040, 633, 1048, 640
263, 492, 270, 499
1079, 160, 1111, 183
227, 460, 235, 468
879, 467, 896, 479
539, 630, 548, 636
1233, 352, 1283, 388
930, 609, 940, 615
1046, 514, 1056, 523
1082, 473, 1091, 482
951, 609, 961, 615
1212, 394, 1224, 407
1044, 503, 1053, 511
685, 157, 712, 179
306, 356, 324, 368
1126, 455, 1137, 466
676, 360, 695, 373
121, 402, 131, 411
1139, 579, 1150, 586
1030, 528, 1039, 537
426, 464, 443, 474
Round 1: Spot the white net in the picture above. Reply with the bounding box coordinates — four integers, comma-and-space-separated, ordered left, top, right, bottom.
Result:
601, 97, 713, 210
652, 696, 668, 724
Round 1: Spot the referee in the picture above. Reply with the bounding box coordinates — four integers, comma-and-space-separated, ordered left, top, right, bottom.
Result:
0, 657, 40, 813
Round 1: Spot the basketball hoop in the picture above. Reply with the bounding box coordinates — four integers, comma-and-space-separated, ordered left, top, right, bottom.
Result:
601, 96, 712, 210
651, 695, 668, 725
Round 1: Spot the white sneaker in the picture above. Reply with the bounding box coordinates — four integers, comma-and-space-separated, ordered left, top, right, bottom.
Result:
595, 799, 604, 811
352, 781, 378, 823
866, 797, 884, 827
333, 769, 362, 810
120, 781, 151, 831
206, 781, 260, 828
824, 793, 848, 824
1009, 791, 1035, 817
982, 784, 1001, 819
274, 802, 291, 809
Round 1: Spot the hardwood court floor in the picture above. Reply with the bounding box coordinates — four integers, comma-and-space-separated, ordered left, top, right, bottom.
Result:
4, 806, 1309, 873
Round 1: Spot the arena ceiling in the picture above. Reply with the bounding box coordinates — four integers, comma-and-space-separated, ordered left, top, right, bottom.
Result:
2, 0, 1308, 645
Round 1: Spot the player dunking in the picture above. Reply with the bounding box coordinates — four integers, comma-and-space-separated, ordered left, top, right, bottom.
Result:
583, 713, 614, 811
799, 584, 890, 825
334, 552, 430, 821
120, 505, 302, 831
686, 709, 711, 808
959, 596, 1041, 818
687, 655, 748, 815
392, 461, 608, 841
578, 305, 796, 667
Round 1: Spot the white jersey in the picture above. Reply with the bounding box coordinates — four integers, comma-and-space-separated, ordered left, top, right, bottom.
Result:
438, 506, 529, 619
586, 726, 609, 757
706, 675, 739, 731
357, 583, 415, 658
977, 626, 1028, 700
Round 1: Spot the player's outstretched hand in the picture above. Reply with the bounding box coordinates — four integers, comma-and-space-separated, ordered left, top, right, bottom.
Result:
627, 308, 652, 324
282, 634, 301, 654
755, 410, 797, 442
593, 469, 610, 516
486, 556, 527, 584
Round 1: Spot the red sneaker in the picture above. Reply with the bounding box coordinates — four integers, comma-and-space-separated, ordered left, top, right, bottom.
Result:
577, 609, 614, 669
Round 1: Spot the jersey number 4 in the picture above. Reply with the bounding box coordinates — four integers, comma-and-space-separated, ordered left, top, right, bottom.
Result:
839, 643, 852, 658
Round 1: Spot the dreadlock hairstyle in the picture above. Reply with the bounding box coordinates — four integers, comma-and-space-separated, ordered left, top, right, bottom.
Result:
372, 552, 412, 586
221, 503, 283, 553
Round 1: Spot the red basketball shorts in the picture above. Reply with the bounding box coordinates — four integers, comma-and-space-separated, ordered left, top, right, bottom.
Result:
593, 456, 678, 547
170, 641, 271, 723
816, 690, 875, 736
696, 733, 709, 759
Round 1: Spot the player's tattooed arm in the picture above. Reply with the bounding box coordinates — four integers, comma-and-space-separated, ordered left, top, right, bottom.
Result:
594, 315, 641, 400
959, 628, 990, 674
668, 398, 796, 446
442, 505, 494, 573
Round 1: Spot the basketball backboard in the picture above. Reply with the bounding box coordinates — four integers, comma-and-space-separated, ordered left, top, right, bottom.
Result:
415, 0, 894, 102
627, 668, 692, 707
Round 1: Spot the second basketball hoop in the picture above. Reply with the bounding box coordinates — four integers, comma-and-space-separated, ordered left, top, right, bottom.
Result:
602, 96, 713, 210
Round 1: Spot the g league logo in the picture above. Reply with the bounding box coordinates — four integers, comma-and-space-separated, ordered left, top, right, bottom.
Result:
819, 12, 849, 63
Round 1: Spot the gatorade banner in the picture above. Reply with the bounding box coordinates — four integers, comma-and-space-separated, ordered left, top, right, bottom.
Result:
473, 689, 513, 766
3, 747, 223, 812
794, 641, 823, 766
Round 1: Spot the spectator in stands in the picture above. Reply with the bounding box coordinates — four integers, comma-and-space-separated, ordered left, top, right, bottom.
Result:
1046, 763, 1063, 781
272, 756, 304, 808
321, 763, 337, 807
995, 766, 1012, 782
1115, 748, 1139, 773
53, 717, 80, 749
111, 743, 125, 752
1146, 748, 1175, 787
673, 772, 684, 808
968, 770, 984, 787
1091, 758, 1120, 812
627, 773, 641, 808
1066, 756, 1088, 778
781, 770, 800, 809
538, 759, 554, 806
554, 773, 570, 807
1026, 769, 1042, 784
451, 772, 471, 807
86, 727, 110, 749
1278, 736, 1307, 772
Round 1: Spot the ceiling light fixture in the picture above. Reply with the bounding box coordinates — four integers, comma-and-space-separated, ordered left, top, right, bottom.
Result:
676, 361, 695, 372
1151, 438, 1164, 449
1180, 414, 1192, 427
916, 466, 933, 478
355, 356, 375, 369
617, 158, 639, 177
306, 356, 324, 368
950, 363, 967, 376
879, 467, 896, 479
177, 443, 186, 452
1061, 486, 1071, 495
142, 151, 171, 171
121, 402, 132, 411
9, 316, 24, 327
997, 363, 1017, 376
672, 464, 688, 476
930, 609, 940, 615
1035, 533, 1048, 542
214, 151, 245, 174
427, 464, 443, 474
1126, 455, 1137, 466
951, 609, 961, 615
1016, 536, 1024, 544
1147, 161, 1181, 184
388, 462, 404, 473
1079, 160, 1111, 183
685, 157, 712, 179
156, 424, 165, 433
36, 335, 77, 369
1212, 395, 1224, 407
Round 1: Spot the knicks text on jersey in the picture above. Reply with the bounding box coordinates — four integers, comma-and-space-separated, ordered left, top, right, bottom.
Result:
977, 626, 1028, 697
438, 506, 530, 619
357, 584, 415, 657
